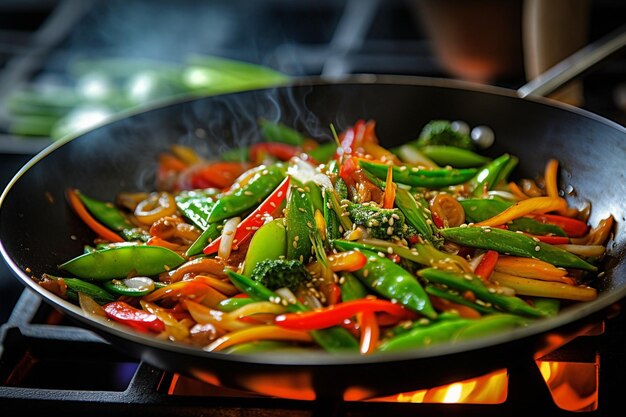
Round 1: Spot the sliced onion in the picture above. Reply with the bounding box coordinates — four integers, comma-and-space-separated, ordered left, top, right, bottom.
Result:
553, 244, 605, 257
123, 276, 155, 293
487, 190, 519, 201
218, 216, 241, 259
134, 192, 177, 225
275, 287, 298, 305
78, 292, 108, 319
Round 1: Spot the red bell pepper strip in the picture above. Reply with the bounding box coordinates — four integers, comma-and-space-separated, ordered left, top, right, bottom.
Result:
103, 301, 165, 333
474, 250, 499, 281
274, 298, 409, 330
190, 162, 250, 189
431, 211, 445, 229
203, 176, 290, 255
529, 213, 588, 237
358, 311, 379, 355
524, 234, 570, 245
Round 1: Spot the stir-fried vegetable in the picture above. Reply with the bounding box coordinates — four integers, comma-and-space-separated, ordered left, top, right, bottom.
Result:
38, 117, 613, 355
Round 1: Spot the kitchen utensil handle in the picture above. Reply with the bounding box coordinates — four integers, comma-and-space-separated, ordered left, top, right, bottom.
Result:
518, 25, 626, 98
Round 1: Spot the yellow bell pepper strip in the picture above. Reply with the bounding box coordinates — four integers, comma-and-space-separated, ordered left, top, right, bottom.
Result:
439, 227, 597, 271
203, 176, 290, 255
192, 275, 239, 296
140, 300, 189, 341
66, 188, 124, 243
572, 215, 614, 246
473, 196, 569, 228
103, 301, 165, 333
418, 268, 547, 318
205, 325, 313, 352
544, 158, 560, 198
494, 256, 570, 282
508, 181, 528, 200
59, 245, 185, 280
491, 272, 597, 301
274, 298, 411, 331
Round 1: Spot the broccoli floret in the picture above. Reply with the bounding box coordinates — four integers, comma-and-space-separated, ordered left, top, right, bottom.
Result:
347, 203, 405, 239
250, 259, 312, 292
416, 120, 474, 150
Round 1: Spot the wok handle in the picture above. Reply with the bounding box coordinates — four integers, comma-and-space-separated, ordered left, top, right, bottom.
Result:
517, 25, 626, 98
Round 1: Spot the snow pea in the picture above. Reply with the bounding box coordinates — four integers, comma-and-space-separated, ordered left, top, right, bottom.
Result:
419, 145, 491, 168
59, 245, 186, 280
439, 226, 596, 271
208, 165, 285, 223
185, 221, 223, 257
226, 270, 358, 352
42, 274, 115, 304
352, 250, 437, 319
425, 285, 499, 315
102, 277, 155, 297
217, 297, 256, 312
259, 119, 305, 146
468, 154, 511, 196
359, 160, 478, 188
175, 188, 220, 230
340, 272, 370, 302
323, 188, 341, 244
286, 185, 315, 263
77, 191, 148, 242
243, 218, 287, 276
419, 268, 547, 318
395, 188, 438, 243
378, 318, 474, 352
453, 314, 531, 341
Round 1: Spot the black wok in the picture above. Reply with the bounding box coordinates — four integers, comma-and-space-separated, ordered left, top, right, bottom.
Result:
1, 75, 625, 401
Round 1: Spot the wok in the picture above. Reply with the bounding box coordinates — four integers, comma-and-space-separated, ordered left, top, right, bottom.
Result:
1, 36, 626, 400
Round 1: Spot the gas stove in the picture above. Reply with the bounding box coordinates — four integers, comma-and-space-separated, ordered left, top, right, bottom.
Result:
1, 1, 626, 416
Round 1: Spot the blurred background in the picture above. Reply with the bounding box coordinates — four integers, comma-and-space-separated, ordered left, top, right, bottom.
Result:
1, 0, 625, 321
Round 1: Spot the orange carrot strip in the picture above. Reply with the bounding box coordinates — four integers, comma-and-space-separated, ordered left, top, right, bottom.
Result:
382, 164, 396, 209
66, 188, 124, 243
544, 159, 559, 199
473, 196, 568, 227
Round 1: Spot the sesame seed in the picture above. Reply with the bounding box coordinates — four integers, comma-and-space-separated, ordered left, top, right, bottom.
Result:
298, 207, 306, 213
387, 247, 393, 254
389, 218, 394, 226
387, 226, 394, 235
377, 251, 386, 257
244, 191, 254, 196
532, 237, 540, 242
534, 245, 541, 251
277, 191, 283, 197
484, 228, 491, 233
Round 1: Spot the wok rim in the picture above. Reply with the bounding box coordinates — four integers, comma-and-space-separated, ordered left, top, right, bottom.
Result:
1, 74, 625, 367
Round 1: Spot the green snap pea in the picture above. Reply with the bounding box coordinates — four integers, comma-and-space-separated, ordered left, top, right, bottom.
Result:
43, 274, 115, 304
378, 318, 474, 352
395, 188, 438, 243
351, 249, 437, 318
418, 268, 547, 318
77, 191, 149, 242
243, 218, 287, 276
425, 285, 498, 315
208, 165, 284, 223
226, 270, 358, 352
259, 119, 305, 146
419, 145, 491, 168
359, 160, 478, 188
323, 188, 341, 245
439, 226, 596, 271
340, 272, 370, 302
468, 154, 511, 196
185, 221, 223, 257
308, 143, 337, 163
530, 297, 561, 317
59, 245, 186, 280
494, 155, 518, 185
217, 297, 256, 312
286, 186, 316, 263
304, 181, 324, 214
453, 314, 531, 341
175, 188, 220, 230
